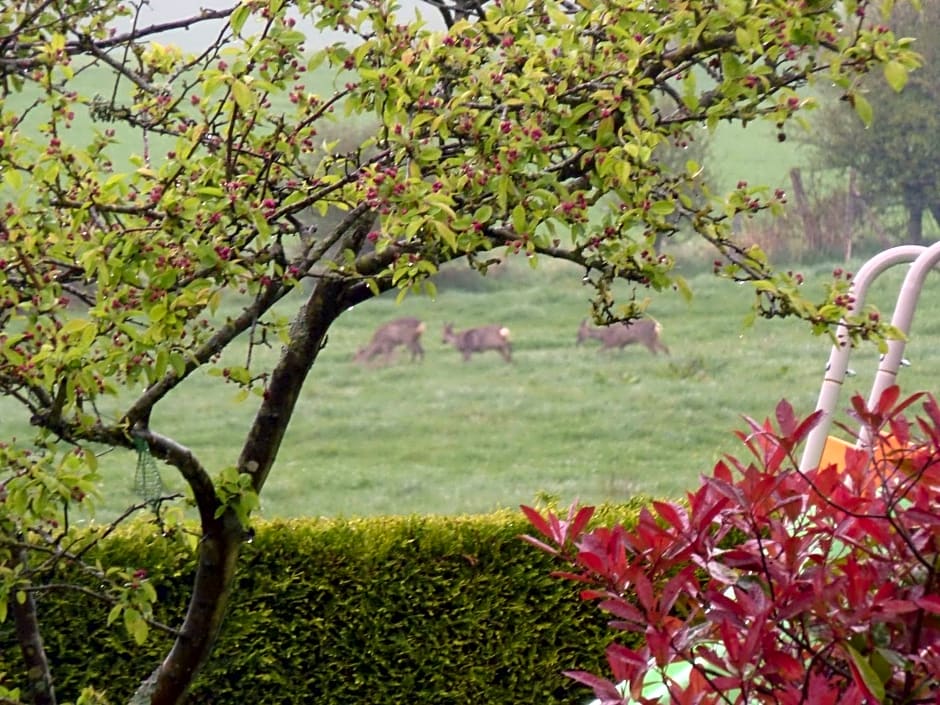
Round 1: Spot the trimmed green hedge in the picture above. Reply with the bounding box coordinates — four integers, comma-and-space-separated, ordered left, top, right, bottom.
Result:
1, 503, 646, 704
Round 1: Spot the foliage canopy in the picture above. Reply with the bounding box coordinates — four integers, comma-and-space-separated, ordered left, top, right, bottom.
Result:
0, 1, 922, 704
525, 387, 940, 704
803, 1, 940, 245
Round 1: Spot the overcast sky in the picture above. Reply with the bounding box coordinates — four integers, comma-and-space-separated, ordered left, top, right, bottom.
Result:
125, 1, 444, 51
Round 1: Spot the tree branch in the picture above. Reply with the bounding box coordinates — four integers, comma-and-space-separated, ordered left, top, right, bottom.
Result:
122, 279, 292, 429
131, 429, 218, 527
9, 546, 55, 705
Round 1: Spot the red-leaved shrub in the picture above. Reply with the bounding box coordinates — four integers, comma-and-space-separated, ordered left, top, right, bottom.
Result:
523, 386, 939, 704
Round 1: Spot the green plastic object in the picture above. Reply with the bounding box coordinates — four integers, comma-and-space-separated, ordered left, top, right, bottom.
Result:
587, 643, 742, 704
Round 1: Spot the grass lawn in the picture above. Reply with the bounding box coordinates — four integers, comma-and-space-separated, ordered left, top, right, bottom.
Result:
6, 54, 933, 521
6, 255, 938, 521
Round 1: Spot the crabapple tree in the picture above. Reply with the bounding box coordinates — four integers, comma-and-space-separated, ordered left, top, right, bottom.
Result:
0, 1, 921, 704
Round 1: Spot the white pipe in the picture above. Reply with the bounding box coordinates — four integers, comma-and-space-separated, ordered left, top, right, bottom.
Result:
799, 245, 926, 471
858, 241, 940, 446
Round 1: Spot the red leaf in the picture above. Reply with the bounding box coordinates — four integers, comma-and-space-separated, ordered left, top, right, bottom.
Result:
633, 569, 655, 612
569, 505, 596, 540
776, 398, 797, 436
563, 670, 625, 704
874, 384, 901, 417
791, 408, 824, 444
878, 599, 920, 615
578, 548, 607, 576
713, 459, 733, 483
703, 475, 746, 507
598, 597, 646, 625
806, 672, 843, 705
888, 415, 911, 448
851, 392, 880, 429
903, 507, 940, 527
644, 626, 672, 666
660, 566, 698, 614
580, 589, 608, 601
517, 534, 558, 556
718, 619, 743, 667
605, 641, 649, 683
885, 388, 925, 419
765, 650, 805, 680
548, 570, 591, 584
914, 594, 940, 614
520, 505, 553, 541
653, 500, 686, 533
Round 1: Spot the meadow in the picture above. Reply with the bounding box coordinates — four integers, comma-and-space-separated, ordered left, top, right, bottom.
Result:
6, 253, 940, 521
222, 257, 940, 519
5, 57, 938, 521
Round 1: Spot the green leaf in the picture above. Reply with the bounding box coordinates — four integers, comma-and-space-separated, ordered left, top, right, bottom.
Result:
149, 301, 167, 323
673, 275, 693, 303
853, 94, 873, 127
3, 169, 23, 191
474, 205, 493, 224
511, 204, 527, 235
169, 352, 188, 378
649, 200, 675, 216
883, 60, 908, 92
124, 607, 149, 645
596, 116, 614, 144
230, 4, 250, 34
734, 26, 754, 52
846, 645, 886, 702
231, 79, 255, 111
431, 220, 457, 250
59, 318, 93, 336
155, 348, 169, 379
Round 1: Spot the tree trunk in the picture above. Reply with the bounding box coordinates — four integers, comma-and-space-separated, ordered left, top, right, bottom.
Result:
789, 168, 821, 251
10, 547, 56, 705
126, 210, 377, 705
905, 198, 925, 245
928, 201, 940, 239
843, 168, 863, 261
135, 280, 348, 705
136, 510, 244, 705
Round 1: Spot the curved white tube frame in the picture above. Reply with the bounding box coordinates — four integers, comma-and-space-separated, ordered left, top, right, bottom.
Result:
798, 244, 938, 471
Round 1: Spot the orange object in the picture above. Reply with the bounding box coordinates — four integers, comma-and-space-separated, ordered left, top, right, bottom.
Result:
819, 435, 913, 476
819, 436, 855, 471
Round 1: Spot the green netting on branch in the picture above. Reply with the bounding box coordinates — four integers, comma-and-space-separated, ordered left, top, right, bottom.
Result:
133, 436, 163, 506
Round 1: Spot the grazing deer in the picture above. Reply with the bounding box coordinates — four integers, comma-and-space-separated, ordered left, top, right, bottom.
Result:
353, 317, 426, 365
442, 322, 513, 362
576, 318, 670, 355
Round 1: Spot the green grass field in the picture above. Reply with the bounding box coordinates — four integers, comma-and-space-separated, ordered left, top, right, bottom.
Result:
259, 259, 940, 518
6, 255, 939, 521
6, 59, 934, 521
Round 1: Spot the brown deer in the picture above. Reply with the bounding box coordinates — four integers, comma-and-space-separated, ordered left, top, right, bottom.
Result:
576, 318, 670, 355
442, 323, 512, 362
353, 317, 426, 365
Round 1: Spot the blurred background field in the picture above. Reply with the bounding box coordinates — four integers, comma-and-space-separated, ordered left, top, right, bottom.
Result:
5, 53, 940, 521
6, 254, 940, 521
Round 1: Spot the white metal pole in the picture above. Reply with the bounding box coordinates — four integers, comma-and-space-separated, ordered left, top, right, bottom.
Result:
799, 245, 925, 472
858, 241, 940, 446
